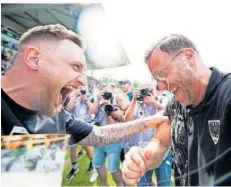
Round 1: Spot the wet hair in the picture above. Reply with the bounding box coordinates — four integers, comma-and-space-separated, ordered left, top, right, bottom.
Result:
145, 34, 199, 64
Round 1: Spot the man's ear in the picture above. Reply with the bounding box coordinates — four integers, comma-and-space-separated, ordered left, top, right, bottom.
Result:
184, 48, 196, 68
24, 47, 42, 70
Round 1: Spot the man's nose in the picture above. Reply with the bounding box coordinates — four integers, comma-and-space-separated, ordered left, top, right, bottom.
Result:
72, 75, 87, 88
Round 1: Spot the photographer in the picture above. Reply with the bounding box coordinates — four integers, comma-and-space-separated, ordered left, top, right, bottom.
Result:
119, 79, 133, 101
65, 88, 98, 183
89, 84, 124, 186
114, 91, 131, 119
124, 85, 172, 186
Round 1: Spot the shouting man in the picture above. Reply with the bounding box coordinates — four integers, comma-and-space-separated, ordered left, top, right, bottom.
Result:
1, 24, 168, 151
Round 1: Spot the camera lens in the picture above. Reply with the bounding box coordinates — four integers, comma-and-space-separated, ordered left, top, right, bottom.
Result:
103, 92, 112, 100
105, 104, 114, 115
141, 89, 147, 96
140, 88, 150, 97
138, 88, 150, 101
80, 90, 86, 95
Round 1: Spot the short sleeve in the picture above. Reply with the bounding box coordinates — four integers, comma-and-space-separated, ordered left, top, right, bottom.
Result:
64, 110, 93, 144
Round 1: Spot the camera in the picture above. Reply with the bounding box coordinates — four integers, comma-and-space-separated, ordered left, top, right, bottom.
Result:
102, 92, 113, 100
137, 88, 151, 101
105, 104, 118, 115
80, 90, 86, 95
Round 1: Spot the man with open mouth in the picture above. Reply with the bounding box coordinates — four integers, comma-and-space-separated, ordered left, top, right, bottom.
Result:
1, 24, 169, 161
122, 34, 231, 186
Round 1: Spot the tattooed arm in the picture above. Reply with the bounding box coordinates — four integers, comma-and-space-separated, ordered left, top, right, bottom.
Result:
78, 114, 169, 147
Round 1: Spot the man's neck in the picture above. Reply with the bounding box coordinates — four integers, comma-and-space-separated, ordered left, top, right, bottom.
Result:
193, 68, 212, 107
2, 70, 37, 110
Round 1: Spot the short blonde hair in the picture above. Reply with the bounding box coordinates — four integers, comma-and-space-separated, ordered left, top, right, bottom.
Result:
19, 24, 85, 50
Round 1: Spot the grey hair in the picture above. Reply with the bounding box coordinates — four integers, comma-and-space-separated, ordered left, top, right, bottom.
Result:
144, 34, 199, 64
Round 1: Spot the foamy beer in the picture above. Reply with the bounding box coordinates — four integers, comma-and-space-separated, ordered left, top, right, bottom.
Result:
1, 134, 70, 186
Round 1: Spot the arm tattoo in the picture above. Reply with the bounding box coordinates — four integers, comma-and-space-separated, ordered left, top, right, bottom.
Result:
78, 115, 157, 147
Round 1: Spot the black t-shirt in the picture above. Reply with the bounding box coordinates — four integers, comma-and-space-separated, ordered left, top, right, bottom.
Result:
166, 68, 231, 186
1, 89, 93, 144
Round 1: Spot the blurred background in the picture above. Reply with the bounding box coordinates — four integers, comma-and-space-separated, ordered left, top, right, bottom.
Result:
2, 1, 231, 85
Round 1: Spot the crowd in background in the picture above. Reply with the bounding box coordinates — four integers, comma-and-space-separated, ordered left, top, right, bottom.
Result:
62, 78, 175, 186
1, 39, 17, 75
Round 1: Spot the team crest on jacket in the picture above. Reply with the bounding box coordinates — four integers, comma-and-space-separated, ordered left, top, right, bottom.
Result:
208, 120, 220, 145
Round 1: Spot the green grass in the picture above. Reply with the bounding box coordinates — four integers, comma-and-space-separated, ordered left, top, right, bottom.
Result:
61, 146, 175, 186
61, 146, 116, 186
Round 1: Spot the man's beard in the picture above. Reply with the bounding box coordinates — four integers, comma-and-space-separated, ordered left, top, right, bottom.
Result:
38, 93, 62, 116
39, 102, 62, 116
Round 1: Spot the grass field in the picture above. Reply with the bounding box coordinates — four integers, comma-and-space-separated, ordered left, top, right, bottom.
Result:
61, 147, 175, 186
61, 147, 116, 186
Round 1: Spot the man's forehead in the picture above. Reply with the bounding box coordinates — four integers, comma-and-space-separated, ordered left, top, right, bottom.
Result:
148, 48, 169, 71
121, 82, 130, 86
106, 86, 112, 91
57, 40, 86, 66
104, 86, 112, 92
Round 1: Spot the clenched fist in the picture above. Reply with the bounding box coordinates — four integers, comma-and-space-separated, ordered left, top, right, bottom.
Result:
122, 141, 167, 185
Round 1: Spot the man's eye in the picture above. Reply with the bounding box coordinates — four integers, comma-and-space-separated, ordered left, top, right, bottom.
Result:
72, 64, 80, 71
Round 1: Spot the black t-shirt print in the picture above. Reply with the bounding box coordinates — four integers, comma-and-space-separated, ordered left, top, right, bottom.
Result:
1, 88, 93, 144
165, 96, 188, 186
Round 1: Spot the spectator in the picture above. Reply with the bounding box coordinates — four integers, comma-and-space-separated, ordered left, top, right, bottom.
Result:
119, 79, 133, 101
114, 90, 132, 164
110, 83, 116, 93
118, 78, 134, 162
65, 88, 98, 183
89, 84, 124, 186
1, 53, 13, 75
115, 91, 130, 112
124, 85, 172, 186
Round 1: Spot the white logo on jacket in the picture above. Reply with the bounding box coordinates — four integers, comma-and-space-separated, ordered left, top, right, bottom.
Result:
208, 120, 220, 145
